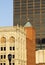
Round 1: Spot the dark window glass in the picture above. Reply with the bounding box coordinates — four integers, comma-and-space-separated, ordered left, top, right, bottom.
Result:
10, 47, 12, 50
1, 63, 2, 65
13, 63, 14, 65
13, 55, 15, 58
10, 47, 15, 50
36, 38, 41, 44
4, 63, 6, 65
4, 55, 6, 59
10, 63, 11, 65
1, 47, 3, 51
42, 38, 45, 44
1, 55, 3, 59
4, 47, 6, 51
13, 47, 15, 50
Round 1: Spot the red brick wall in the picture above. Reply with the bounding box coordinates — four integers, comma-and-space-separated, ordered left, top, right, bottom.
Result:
25, 27, 36, 65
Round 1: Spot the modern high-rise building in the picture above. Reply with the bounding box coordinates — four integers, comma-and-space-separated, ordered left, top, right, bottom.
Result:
13, 0, 45, 50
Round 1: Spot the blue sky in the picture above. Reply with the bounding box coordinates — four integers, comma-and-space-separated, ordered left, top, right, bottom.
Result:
0, 0, 13, 26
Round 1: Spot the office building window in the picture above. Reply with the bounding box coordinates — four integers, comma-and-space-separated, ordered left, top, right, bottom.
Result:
4, 63, 6, 65
10, 47, 12, 50
0, 63, 6, 65
13, 55, 15, 58
1, 55, 3, 59
4, 55, 6, 59
0, 55, 6, 59
0, 47, 6, 51
4, 47, 6, 51
10, 63, 11, 65
13, 63, 14, 65
10, 47, 15, 50
42, 38, 45, 44
1, 47, 3, 51
13, 47, 15, 50
1, 63, 2, 65
36, 38, 41, 44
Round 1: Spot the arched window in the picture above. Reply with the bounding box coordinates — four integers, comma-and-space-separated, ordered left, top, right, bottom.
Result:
9, 36, 15, 43
1, 37, 6, 43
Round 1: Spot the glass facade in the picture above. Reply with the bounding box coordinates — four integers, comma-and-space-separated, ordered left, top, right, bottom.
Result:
13, 0, 45, 50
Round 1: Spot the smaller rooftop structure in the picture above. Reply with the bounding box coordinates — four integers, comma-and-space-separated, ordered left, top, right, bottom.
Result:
24, 22, 32, 27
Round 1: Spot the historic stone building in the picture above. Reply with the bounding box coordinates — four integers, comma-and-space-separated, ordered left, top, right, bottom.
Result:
0, 22, 36, 65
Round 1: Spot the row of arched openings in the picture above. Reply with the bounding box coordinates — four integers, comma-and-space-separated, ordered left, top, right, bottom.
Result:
1, 36, 15, 43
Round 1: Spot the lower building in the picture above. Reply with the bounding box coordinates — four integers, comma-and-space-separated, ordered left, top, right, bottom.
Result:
0, 22, 36, 65
36, 50, 45, 65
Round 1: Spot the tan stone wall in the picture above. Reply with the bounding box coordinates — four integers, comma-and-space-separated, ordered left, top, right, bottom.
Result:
0, 26, 36, 65
0, 26, 27, 65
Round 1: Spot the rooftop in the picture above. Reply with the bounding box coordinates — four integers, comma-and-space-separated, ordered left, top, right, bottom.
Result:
24, 22, 32, 27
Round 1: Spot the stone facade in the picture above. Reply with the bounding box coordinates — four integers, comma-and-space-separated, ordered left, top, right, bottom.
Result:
0, 25, 35, 65
36, 50, 45, 65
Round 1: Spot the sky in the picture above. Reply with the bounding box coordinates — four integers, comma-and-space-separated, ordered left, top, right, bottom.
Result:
0, 0, 13, 26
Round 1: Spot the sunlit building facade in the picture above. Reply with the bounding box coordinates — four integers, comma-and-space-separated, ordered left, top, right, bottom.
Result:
36, 50, 45, 65
0, 24, 35, 65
